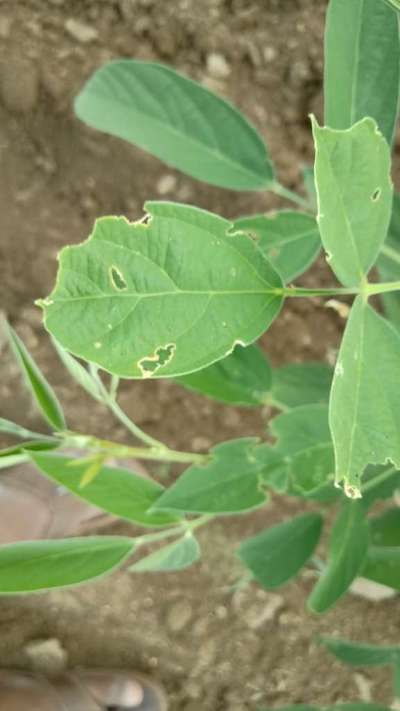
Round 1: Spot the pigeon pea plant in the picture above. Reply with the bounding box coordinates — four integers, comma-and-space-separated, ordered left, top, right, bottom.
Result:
1, 0, 400, 625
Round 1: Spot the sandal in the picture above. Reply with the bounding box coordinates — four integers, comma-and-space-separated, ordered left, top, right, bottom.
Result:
0, 669, 168, 710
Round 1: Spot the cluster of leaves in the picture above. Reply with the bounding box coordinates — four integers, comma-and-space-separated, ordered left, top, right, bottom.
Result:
0, 0, 400, 663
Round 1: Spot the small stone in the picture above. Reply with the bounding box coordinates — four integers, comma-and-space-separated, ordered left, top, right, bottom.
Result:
0, 58, 39, 113
191, 436, 212, 452
263, 46, 277, 62
350, 577, 397, 601
156, 174, 177, 196
166, 599, 193, 633
65, 18, 98, 43
24, 638, 68, 676
206, 52, 231, 79
353, 672, 372, 702
0, 15, 12, 38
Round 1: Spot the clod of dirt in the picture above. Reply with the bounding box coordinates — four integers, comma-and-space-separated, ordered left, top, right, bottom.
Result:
166, 600, 193, 634
64, 18, 99, 44
206, 52, 231, 79
24, 638, 68, 676
0, 57, 39, 113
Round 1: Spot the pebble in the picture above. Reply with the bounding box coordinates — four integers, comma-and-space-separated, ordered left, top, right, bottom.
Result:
24, 638, 68, 676
156, 174, 178, 195
0, 58, 39, 113
350, 577, 397, 601
166, 599, 193, 633
65, 18, 99, 43
206, 52, 231, 79
243, 593, 284, 629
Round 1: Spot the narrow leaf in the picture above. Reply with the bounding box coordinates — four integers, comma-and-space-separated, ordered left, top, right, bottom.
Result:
271, 363, 333, 409
0, 537, 135, 593
312, 117, 392, 287
30, 452, 179, 528
175, 343, 272, 406
324, 0, 400, 146
152, 438, 273, 514
0, 454, 28, 470
75, 59, 274, 191
321, 636, 398, 666
0, 418, 50, 441
238, 512, 322, 589
234, 211, 321, 283
130, 533, 200, 572
52, 338, 103, 401
330, 297, 400, 496
0, 440, 58, 457
308, 502, 369, 613
39, 202, 283, 378
3, 321, 66, 431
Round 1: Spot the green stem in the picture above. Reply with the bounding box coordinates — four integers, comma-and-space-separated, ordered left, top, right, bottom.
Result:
380, 243, 400, 267
132, 514, 214, 549
365, 280, 400, 296
271, 181, 310, 209
361, 465, 397, 493
280, 285, 359, 298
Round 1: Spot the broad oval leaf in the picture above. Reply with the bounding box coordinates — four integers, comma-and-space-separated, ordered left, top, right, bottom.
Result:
238, 512, 323, 589
369, 508, 400, 547
175, 343, 272, 406
3, 321, 66, 431
312, 117, 392, 287
307, 502, 369, 614
234, 211, 321, 283
271, 362, 333, 410
151, 438, 274, 514
0, 536, 135, 593
40, 202, 283, 378
377, 193, 400, 330
330, 297, 400, 496
321, 636, 398, 666
324, 0, 400, 147
30, 452, 179, 528
74, 59, 274, 191
130, 533, 200, 572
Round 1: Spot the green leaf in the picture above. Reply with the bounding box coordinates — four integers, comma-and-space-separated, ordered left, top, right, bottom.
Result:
312, 117, 392, 287
40, 202, 283, 378
362, 546, 400, 589
175, 343, 272, 406
130, 533, 200, 572
321, 636, 398, 666
270, 405, 337, 500
0, 537, 134, 593
74, 59, 274, 191
238, 512, 323, 589
308, 502, 369, 613
369, 508, 400, 546
152, 438, 275, 514
0, 454, 28, 470
52, 338, 103, 401
271, 363, 333, 409
361, 465, 400, 508
3, 321, 66, 431
330, 296, 400, 497
377, 193, 400, 330
0, 440, 58, 457
30, 452, 179, 528
382, 0, 400, 10
234, 211, 320, 283
302, 166, 317, 208
0, 417, 50, 441
324, 0, 400, 146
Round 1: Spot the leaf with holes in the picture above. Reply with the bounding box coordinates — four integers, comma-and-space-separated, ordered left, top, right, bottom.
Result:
3, 321, 66, 431
30, 452, 179, 527
74, 59, 274, 191
130, 533, 200, 572
0, 537, 135, 593
324, 0, 400, 146
39, 202, 283, 378
175, 343, 272, 406
234, 211, 321, 283
308, 501, 369, 613
312, 117, 392, 287
152, 438, 277, 514
330, 296, 400, 496
238, 512, 322, 589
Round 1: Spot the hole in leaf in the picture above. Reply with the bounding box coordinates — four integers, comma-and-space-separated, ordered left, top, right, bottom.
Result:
371, 188, 381, 202
138, 343, 176, 377
110, 266, 127, 291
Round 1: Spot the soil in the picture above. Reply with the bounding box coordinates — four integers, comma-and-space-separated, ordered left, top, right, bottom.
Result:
0, 1, 399, 710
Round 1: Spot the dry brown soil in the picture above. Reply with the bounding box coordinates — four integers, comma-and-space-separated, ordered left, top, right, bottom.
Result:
0, 1, 399, 710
